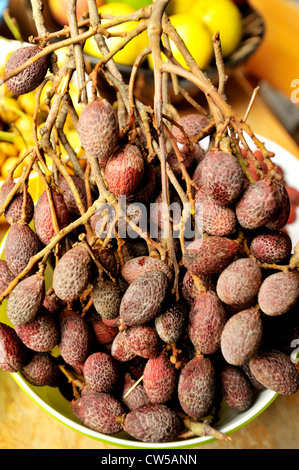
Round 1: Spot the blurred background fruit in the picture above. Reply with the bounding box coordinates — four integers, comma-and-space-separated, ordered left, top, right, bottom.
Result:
48, 0, 104, 26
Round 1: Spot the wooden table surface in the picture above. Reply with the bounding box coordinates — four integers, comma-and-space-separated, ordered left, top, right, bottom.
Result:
0, 70, 299, 450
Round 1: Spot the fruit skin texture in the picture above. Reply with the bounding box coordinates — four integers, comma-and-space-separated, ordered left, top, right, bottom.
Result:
105, 144, 144, 196
220, 307, 263, 366
235, 180, 280, 230
182, 236, 239, 275
188, 291, 227, 355
4, 223, 41, 276
125, 325, 161, 359
182, 270, 213, 305
53, 245, 92, 302
58, 310, 91, 367
83, 352, 119, 394
250, 231, 292, 264
265, 181, 290, 230
5, 46, 50, 96
201, 150, 244, 206
172, 113, 211, 144
33, 190, 70, 246
143, 354, 177, 404
216, 258, 262, 310
20, 352, 59, 387
0, 260, 15, 295
123, 403, 182, 443
119, 270, 168, 327
88, 314, 118, 345
0, 322, 27, 372
220, 365, 253, 412
111, 330, 136, 362
155, 300, 188, 344
0, 178, 34, 225
14, 307, 60, 352
195, 185, 236, 236
71, 392, 124, 435
121, 255, 173, 284
77, 98, 119, 163
122, 373, 150, 411
6, 273, 45, 326
178, 355, 216, 419
249, 350, 299, 395
92, 280, 122, 320
258, 272, 299, 317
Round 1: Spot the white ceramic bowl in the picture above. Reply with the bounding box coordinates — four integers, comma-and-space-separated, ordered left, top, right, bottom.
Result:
1, 136, 298, 449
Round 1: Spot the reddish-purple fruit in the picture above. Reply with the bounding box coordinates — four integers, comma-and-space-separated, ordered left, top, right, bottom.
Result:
121, 255, 173, 284
178, 355, 216, 419
53, 245, 92, 302
236, 180, 280, 230
0, 260, 15, 295
77, 98, 119, 163
123, 403, 181, 443
155, 301, 187, 344
119, 270, 168, 327
5, 45, 50, 96
192, 160, 204, 190
220, 307, 263, 366
71, 392, 124, 435
58, 175, 88, 217
216, 258, 262, 310
83, 352, 119, 394
89, 314, 118, 345
182, 270, 213, 305
172, 113, 211, 143
0, 322, 27, 372
20, 352, 59, 387
42, 293, 60, 314
126, 325, 161, 359
220, 365, 253, 412
14, 307, 59, 352
105, 144, 144, 196
127, 356, 147, 380
266, 181, 290, 230
249, 231, 292, 264
143, 354, 177, 404
183, 236, 239, 275
258, 272, 299, 316
6, 273, 44, 326
58, 310, 91, 367
249, 349, 299, 395
127, 164, 156, 203
4, 223, 41, 276
242, 362, 265, 390
188, 291, 227, 355
122, 373, 150, 411
33, 190, 70, 245
167, 144, 204, 176
201, 150, 244, 205
93, 246, 118, 279
92, 280, 122, 320
0, 178, 34, 225
111, 330, 136, 362
194, 186, 236, 236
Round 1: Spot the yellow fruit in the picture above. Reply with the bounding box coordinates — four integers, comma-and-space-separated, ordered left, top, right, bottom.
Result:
0, 142, 18, 158
1, 157, 23, 180
168, 0, 197, 15
17, 93, 36, 116
84, 2, 149, 66
190, 0, 243, 58
0, 149, 6, 169
0, 97, 22, 123
148, 13, 213, 70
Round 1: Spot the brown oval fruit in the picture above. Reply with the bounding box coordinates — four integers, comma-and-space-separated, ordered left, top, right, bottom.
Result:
0, 322, 27, 372
249, 349, 299, 395
188, 291, 227, 355
4, 223, 41, 276
33, 190, 70, 246
249, 231, 292, 264
58, 310, 91, 367
20, 352, 59, 387
265, 181, 290, 230
123, 403, 181, 443
5, 45, 50, 96
6, 273, 45, 326
0, 260, 15, 295
182, 236, 239, 275
83, 352, 119, 394
119, 270, 168, 327
121, 255, 173, 284
155, 300, 188, 344
125, 324, 161, 359
92, 280, 122, 320
77, 98, 119, 163
182, 270, 213, 305
111, 330, 136, 362
258, 272, 299, 316
216, 258, 262, 309
122, 373, 150, 411
71, 392, 125, 435
220, 364, 253, 412
178, 355, 216, 419
53, 245, 92, 302
0, 178, 34, 225
220, 307, 263, 366
105, 144, 144, 196
201, 150, 244, 205
58, 175, 88, 217
143, 354, 177, 404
